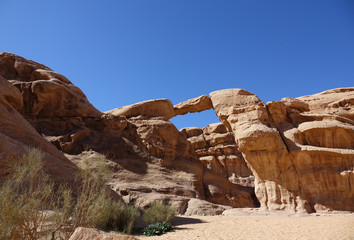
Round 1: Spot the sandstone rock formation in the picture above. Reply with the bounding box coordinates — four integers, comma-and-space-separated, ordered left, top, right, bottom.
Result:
0, 53, 101, 119
106, 99, 176, 120
181, 123, 254, 187
210, 88, 354, 212
174, 95, 212, 115
0, 53, 257, 214
0, 56, 78, 183
1, 52, 352, 215
69, 227, 137, 240
104, 107, 257, 209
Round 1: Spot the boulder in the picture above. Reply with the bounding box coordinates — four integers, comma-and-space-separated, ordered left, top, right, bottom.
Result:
180, 127, 203, 138
131, 119, 193, 163
69, 227, 137, 240
183, 198, 232, 216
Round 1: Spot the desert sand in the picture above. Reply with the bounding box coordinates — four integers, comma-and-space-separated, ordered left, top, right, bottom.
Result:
139, 209, 354, 240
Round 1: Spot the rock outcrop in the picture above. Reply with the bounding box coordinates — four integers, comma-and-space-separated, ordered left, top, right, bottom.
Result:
0, 54, 78, 184
1, 52, 352, 214
0, 53, 101, 119
0, 53, 257, 214
181, 123, 254, 187
210, 88, 354, 212
104, 107, 257, 209
69, 227, 137, 240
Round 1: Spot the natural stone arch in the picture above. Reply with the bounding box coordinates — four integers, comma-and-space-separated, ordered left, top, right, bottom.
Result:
172, 94, 255, 189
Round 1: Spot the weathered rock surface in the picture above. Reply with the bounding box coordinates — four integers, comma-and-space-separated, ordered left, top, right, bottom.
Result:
2, 52, 352, 214
69, 227, 137, 240
183, 198, 232, 216
106, 99, 176, 120
181, 123, 254, 187
297, 88, 354, 120
101, 111, 257, 209
174, 95, 212, 116
210, 88, 354, 212
0, 52, 101, 119
0, 53, 258, 214
0, 59, 78, 183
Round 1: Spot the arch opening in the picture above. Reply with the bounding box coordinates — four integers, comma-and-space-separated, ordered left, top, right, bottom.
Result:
170, 108, 220, 130
170, 109, 255, 189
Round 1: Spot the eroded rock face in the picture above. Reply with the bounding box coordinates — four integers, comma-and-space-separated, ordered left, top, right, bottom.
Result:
0, 53, 258, 214
2, 52, 352, 214
0, 52, 101, 119
106, 99, 176, 120
210, 88, 354, 212
104, 108, 257, 209
0, 66, 78, 184
174, 95, 212, 116
297, 88, 354, 121
181, 123, 254, 187
69, 227, 137, 240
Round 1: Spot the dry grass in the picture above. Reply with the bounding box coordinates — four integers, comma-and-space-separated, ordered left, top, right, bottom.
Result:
0, 149, 55, 239
143, 202, 176, 224
0, 148, 140, 240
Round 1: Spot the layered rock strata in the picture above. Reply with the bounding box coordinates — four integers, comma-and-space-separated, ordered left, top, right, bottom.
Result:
1, 52, 352, 214
0, 53, 257, 214
104, 101, 257, 209
0, 55, 78, 183
210, 88, 354, 212
181, 123, 254, 187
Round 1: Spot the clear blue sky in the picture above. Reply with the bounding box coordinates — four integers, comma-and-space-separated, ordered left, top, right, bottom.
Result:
1, 1, 353, 129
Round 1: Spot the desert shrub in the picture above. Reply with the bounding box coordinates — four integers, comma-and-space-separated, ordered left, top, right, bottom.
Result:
143, 222, 173, 236
65, 158, 110, 230
143, 202, 176, 224
0, 149, 140, 239
90, 199, 140, 234
0, 148, 56, 240
52, 155, 140, 237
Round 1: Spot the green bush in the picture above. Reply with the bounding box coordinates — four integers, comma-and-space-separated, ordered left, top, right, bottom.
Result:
143, 202, 176, 224
0, 149, 140, 239
143, 222, 173, 236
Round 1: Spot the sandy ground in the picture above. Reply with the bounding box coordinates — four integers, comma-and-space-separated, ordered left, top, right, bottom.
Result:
138, 209, 354, 240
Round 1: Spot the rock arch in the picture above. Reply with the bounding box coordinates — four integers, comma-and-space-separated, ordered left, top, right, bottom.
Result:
173, 88, 354, 213
1, 52, 353, 213
172, 95, 255, 187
